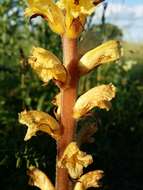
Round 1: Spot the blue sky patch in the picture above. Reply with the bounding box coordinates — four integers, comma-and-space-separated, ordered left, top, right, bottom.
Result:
93, 0, 143, 42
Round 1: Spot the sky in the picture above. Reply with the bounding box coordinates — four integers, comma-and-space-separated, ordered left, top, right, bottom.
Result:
93, 0, 143, 42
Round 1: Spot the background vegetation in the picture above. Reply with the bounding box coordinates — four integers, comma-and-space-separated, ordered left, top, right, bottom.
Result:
0, 0, 143, 190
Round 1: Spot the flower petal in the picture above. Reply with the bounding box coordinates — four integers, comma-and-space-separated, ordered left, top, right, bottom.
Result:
27, 166, 55, 190
25, 0, 65, 34
58, 142, 93, 179
73, 84, 116, 119
28, 47, 67, 84
19, 110, 61, 141
74, 170, 104, 190
79, 40, 122, 75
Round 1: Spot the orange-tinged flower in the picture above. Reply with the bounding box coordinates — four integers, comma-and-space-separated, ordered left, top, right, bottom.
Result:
28, 47, 67, 85
25, 0, 65, 34
19, 110, 61, 141
74, 170, 104, 190
58, 142, 93, 179
79, 40, 122, 75
73, 84, 116, 119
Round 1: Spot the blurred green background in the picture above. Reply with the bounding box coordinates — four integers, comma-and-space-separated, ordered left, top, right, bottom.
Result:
0, 0, 143, 190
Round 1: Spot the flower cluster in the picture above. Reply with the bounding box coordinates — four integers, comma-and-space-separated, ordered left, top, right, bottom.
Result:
19, 39, 120, 141
25, 0, 104, 38
18, 0, 122, 189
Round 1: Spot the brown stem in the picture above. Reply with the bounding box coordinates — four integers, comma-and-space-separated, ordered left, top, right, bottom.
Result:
56, 36, 79, 190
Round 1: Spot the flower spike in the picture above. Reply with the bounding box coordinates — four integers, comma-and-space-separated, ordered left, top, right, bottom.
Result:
19, 110, 61, 141
25, 0, 65, 34
58, 142, 93, 179
79, 40, 122, 75
73, 84, 116, 119
27, 166, 55, 190
28, 47, 67, 85
74, 170, 104, 190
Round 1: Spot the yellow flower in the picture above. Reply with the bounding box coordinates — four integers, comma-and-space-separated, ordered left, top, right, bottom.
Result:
74, 170, 104, 190
57, 0, 104, 38
25, 0, 104, 38
19, 110, 61, 141
28, 47, 67, 85
27, 166, 55, 190
25, 0, 65, 34
79, 40, 122, 75
58, 142, 93, 179
73, 84, 116, 119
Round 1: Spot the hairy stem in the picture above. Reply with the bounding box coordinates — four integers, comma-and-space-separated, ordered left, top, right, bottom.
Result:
56, 36, 79, 190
